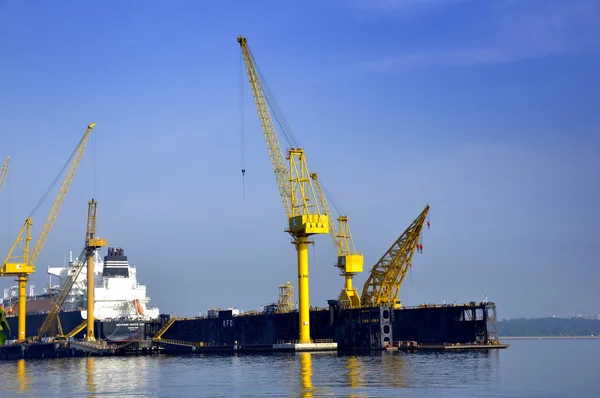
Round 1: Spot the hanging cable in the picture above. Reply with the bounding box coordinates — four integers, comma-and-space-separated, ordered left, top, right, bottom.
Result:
28, 133, 82, 218
239, 46, 246, 199
7, 163, 11, 247
92, 130, 97, 200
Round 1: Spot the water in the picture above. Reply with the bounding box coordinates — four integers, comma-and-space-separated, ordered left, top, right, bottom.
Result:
0, 339, 598, 397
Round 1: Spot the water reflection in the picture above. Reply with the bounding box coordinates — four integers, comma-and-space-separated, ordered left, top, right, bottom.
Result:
16, 358, 28, 393
87, 356, 96, 397
381, 352, 406, 388
299, 352, 313, 397
346, 356, 366, 397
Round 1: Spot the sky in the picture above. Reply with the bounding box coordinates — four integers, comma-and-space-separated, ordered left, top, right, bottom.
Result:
0, 0, 599, 319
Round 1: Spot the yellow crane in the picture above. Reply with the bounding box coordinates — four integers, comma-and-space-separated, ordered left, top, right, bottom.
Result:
360, 204, 430, 308
310, 173, 363, 308
238, 36, 329, 344
36, 198, 106, 341
0, 123, 96, 341
0, 156, 9, 195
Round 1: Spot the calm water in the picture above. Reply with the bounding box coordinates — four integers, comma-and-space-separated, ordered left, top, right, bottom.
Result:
0, 339, 598, 397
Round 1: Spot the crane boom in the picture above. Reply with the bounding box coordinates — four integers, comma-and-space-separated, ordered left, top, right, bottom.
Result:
310, 173, 341, 253
37, 248, 86, 338
238, 36, 292, 218
0, 123, 96, 341
310, 172, 363, 308
238, 36, 328, 344
0, 156, 9, 195
29, 124, 95, 266
360, 204, 430, 308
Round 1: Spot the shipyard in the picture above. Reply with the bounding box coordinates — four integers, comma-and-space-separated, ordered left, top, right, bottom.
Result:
0, 35, 507, 360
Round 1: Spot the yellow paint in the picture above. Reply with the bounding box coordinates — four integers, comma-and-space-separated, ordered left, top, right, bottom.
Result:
239, 36, 330, 343
300, 352, 313, 397
297, 237, 311, 344
86, 254, 95, 341
1, 124, 96, 341
17, 275, 27, 341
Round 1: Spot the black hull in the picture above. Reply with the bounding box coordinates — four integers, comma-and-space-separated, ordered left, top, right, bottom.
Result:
150, 302, 500, 350
4, 313, 146, 343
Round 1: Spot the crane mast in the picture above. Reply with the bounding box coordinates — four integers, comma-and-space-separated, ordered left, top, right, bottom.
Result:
37, 199, 106, 341
310, 173, 363, 308
0, 123, 96, 341
360, 204, 430, 308
238, 36, 329, 344
0, 156, 9, 195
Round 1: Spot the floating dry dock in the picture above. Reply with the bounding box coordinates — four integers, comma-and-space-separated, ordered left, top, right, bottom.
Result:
1, 301, 507, 359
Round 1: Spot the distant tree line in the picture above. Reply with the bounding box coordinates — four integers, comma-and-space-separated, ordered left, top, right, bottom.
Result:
498, 317, 600, 337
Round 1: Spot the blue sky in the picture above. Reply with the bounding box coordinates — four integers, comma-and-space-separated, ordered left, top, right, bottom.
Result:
0, 0, 598, 319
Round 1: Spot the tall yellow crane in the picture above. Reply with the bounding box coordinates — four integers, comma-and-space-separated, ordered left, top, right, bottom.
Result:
84, 199, 107, 341
360, 204, 430, 308
0, 156, 9, 195
36, 198, 106, 341
0, 123, 96, 341
238, 36, 329, 344
310, 173, 363, 308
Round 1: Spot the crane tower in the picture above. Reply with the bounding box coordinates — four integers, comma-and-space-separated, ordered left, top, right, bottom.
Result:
238, 36, 329, 344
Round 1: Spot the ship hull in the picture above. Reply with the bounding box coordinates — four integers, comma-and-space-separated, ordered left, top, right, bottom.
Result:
4, 313, 146, 342
153, 302, 499, 350
5, 311, 85, 341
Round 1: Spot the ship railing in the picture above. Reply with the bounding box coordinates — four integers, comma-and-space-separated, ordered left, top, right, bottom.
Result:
158, 338, 220, 347
276, 338, 334, 344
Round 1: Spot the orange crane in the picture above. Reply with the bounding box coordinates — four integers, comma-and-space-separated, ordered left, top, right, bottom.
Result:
238, 36, 329, 344
360, 204, 430, 308
0, 123, 95, 341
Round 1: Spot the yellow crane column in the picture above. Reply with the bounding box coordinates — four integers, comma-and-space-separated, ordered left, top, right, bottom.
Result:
238, 37, 328, 344
17, 276, 27, 340
85, 199, 107, 341
0, 123, 95, 341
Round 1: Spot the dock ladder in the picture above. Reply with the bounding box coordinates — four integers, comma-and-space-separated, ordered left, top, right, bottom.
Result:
152, 317, 178, 340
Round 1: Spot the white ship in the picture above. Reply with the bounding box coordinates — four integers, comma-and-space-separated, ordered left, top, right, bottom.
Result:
2, 246, 160, 342
47, 246, 160, 321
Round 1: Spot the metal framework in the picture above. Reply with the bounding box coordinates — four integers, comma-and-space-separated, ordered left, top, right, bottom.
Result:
238, 36, 329, 343
0, 123, 95, 341
360, 204, 430, 308
0, 156, 9, 195
310, 173, 363, 308
37, 199, 106, 341
278, 282, 294, 313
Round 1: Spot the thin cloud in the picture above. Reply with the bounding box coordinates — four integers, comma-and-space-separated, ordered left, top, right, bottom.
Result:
363, 0, 600, 70
350, 0, 468, 11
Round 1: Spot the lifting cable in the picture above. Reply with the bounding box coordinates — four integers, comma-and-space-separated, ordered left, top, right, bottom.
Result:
92, 130, 97, 200
6, 164, 11, 247
28, 132, 82, 219
320, 178, 344, 217
251, 48, 300, 149
239, 48, 246, 199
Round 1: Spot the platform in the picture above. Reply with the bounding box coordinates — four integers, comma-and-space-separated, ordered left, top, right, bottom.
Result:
273, 340, 338, 352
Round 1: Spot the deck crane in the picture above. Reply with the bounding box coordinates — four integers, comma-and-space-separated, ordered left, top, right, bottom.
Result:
310, 173, 363, 308
0, 123, 96, 341
238, 36, 329, 344
36, 198, 106, 341
0, 156, 9, 195
360, 204, 430, 308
